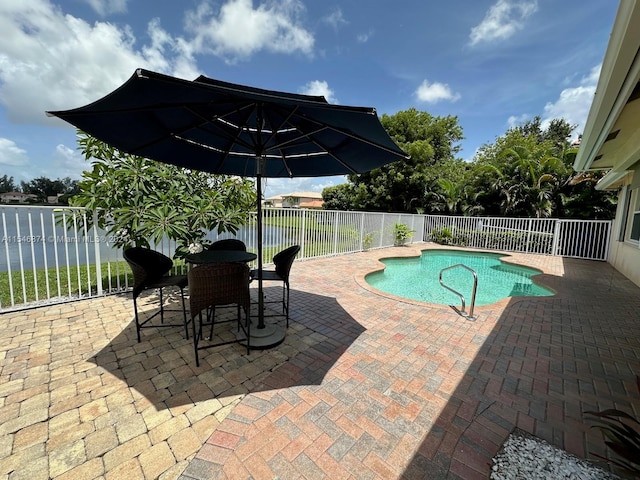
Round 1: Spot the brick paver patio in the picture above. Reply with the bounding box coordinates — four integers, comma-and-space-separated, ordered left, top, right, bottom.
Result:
1, 244, 639, 479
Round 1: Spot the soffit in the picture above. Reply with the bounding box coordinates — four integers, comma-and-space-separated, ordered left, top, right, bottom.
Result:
574, 0, 640, 172
590, 89, 640, 170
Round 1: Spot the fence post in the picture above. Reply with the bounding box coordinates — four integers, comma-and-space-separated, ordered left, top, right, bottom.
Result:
380, 213, 386, 247
551, 220, 561, 256
526, 218, 532, 254
300, 209, 306, 259
359, 212, 365, 250
333, 210, 339, 255
93, 210, 103, 296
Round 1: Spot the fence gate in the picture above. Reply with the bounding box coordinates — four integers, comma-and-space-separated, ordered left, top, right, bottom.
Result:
552, 219, 612, 260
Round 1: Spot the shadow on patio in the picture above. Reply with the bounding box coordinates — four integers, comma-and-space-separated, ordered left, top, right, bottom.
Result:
401, 257, 640, 479
87, 287, 366, 409
3, 247, 638, 480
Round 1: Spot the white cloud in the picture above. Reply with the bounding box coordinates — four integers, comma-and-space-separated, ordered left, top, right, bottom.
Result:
0, 1, 197, 124
357, 29, 374, 44
415, 80, 461, 104
299, 80, 337, 104
541, 65, 601, 137
0, 0, 316, 125
84, 0, 128, 16
507, 113, 530, 128
322, 7, 348, 30
52, 144, 86, 179
469, 0, 538, 46
184, 0, 314, 63
0, 138, 29, 166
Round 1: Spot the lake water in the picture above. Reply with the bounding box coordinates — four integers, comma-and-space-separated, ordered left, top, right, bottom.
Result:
0, 207, 118, 272
0, 206, 283, 272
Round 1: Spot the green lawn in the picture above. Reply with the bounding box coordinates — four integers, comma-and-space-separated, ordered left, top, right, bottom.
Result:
0, 261, 132, 307
0, 222, 364, 308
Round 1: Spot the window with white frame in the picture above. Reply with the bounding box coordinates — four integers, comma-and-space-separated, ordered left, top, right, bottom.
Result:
631, 208, 640, 241
624, 185, 640, 243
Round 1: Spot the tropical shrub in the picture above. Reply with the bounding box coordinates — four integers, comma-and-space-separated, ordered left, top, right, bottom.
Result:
431, 226, 454, 245
363, 231, 374, 250
69, 132, 257, 258
584, 376, 640, 476
393, 222, 414, 246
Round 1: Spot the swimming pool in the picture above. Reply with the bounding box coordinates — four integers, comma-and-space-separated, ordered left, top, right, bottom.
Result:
365, 249, 554, 306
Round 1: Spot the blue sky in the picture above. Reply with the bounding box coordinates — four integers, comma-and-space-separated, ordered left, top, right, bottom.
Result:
0, 0, 618, 198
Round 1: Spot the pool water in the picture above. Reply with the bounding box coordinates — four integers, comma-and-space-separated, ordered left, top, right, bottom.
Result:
365, 249, 554, 306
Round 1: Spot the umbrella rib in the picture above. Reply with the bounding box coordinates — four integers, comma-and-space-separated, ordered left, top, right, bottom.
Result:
186, 103, 258, 150
96, 102, 256, 162
265, 110, 409, 161
180, 103, 261, 173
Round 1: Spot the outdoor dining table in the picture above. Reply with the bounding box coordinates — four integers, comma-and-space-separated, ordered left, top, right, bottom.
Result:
184, 249, 257, 265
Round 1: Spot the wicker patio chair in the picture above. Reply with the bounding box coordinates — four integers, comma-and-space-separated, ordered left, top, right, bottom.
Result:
204, 238, 249, 338
207, 238, 247, 251
123, 247, 189, 342
188, 262, 251, 367
251, 245, 300, 327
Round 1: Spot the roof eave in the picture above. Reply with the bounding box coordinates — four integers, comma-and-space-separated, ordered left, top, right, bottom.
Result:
574, 0, 640, 172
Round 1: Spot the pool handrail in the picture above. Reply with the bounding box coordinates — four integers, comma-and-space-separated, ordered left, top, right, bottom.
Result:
438, 263, 478, 319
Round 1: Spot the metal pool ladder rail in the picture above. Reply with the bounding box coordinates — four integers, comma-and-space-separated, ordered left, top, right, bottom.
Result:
439, 264, 478, 320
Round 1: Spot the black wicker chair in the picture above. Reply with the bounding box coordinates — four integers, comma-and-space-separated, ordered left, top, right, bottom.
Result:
251, 245, 300, 327
123, 247, 189, 342
208, 239, 247, 251
188, 262, 251, 366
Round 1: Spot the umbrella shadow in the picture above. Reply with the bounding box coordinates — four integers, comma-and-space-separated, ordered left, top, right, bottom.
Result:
88, 287, 365, 409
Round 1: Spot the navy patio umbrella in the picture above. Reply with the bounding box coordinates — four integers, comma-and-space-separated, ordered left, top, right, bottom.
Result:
47, 68, 409, 347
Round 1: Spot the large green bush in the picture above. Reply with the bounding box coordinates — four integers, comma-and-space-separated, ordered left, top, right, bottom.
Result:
70, 132, 257, 257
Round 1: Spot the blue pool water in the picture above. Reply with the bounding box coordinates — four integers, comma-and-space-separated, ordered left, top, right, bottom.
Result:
365, 249, 554, 306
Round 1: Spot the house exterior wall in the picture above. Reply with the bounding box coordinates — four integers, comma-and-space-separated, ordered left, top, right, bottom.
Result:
608, 181, 640, 287
609, 240, 640, 287
266, 192, 323, 209
0, 192, 38, 203
573, 1, 640, 289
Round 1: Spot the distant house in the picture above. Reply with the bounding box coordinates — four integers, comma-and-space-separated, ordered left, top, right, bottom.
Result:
0, 191, 38, 204
47, 194, 64, 204
263, 191, 323, 209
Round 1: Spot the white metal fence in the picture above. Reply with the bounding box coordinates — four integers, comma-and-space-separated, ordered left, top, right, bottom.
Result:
0, 206, 611, 311
423, 215, 612, 259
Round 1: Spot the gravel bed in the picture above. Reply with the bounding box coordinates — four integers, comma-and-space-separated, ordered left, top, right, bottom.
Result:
491, 429, 620, 479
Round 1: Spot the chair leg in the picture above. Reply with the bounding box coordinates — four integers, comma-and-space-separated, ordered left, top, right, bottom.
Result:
133, 297, 142, 342
181, 287, 189, 340
243, 306, 250, 354
193, 312, 202, 367
285, 281, 290, 328
207, 306, 216, 340
159, 288, 164, 324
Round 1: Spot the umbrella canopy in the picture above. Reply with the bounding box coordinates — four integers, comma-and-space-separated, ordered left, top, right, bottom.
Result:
47, 68, 409, 347
48, 68, 408, 177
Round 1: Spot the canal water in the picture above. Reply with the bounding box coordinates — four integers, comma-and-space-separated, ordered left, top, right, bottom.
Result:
0, 206, 281, 272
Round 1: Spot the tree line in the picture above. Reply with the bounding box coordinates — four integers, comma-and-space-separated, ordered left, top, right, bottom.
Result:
0, 175, 80, 204
2, 106, 615, 255
322, 109, 616, 219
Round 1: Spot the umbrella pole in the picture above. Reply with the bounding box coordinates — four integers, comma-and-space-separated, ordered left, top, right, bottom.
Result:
240, 158, 285, 349
256, 171, 265, 329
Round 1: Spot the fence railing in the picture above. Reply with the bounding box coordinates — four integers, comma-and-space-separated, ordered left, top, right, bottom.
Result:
0, 206, 611, 311
423, 215, 612, 260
